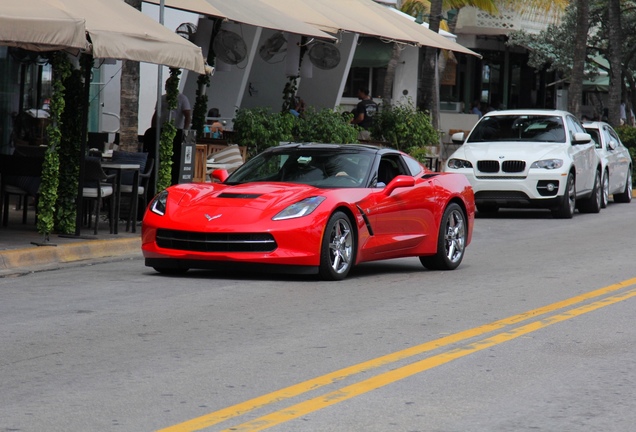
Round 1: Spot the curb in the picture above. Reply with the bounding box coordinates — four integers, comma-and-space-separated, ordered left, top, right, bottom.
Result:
0, 237, 141, 276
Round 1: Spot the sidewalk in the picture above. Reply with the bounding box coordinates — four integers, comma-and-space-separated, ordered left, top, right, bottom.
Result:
0, 204, 141, 277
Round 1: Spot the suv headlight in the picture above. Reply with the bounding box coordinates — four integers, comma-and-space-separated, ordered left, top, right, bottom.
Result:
273, 196, 326, 220
149, 190, 168, 216
447, 158, 473, 169
530, 159, 563, 169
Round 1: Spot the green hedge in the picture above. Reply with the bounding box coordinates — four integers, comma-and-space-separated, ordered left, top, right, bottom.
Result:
233, 104, 439, 163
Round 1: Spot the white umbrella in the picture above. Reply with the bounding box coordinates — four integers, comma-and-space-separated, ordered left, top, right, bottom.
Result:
0, 0, 87, 52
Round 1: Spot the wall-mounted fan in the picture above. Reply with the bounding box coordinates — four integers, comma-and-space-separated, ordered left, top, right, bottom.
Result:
307, 42, 341, 70
259, 32, 287, 62
212, 29, 247, 65
175, 22, 197, 42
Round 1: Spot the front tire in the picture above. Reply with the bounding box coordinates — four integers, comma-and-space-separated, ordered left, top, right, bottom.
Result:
553, 172, 575, 218
319, 211, 355, 281
613, 169, 632, 203
420, 203, 467, 270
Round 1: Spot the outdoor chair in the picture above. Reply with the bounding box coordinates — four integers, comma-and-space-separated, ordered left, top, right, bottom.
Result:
82, 157, 116, 235
120, 157, 154, 230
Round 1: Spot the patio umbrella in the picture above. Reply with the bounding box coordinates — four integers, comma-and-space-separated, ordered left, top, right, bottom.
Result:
60, 0, 206, 74
0, 0, 87, 52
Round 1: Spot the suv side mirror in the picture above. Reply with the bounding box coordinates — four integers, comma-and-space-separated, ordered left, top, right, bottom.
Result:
451, 132, 466, 144
572, 132, 592, 145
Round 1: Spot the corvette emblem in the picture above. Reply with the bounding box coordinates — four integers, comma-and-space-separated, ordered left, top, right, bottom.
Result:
204, 213, 222, 221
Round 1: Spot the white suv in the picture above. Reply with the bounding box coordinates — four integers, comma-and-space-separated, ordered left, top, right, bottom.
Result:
443, 109, 602, 218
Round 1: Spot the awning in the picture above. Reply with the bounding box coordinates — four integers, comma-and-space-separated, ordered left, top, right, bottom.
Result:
352, 38, 394, 68
60, 0, 206, 74
0, 0, 88, 52
258, 0, 480, 57
143, 0, 226, 19
144, 0, 335, 40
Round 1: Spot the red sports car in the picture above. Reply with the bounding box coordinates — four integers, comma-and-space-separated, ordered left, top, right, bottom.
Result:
142, 143, 475, 280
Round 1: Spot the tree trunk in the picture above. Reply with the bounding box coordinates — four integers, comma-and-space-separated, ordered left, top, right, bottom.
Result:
382, 44, 401, 108
567, 0, 589, 119
119, 0, 142, 151
420, 0, 443, 132
607, 0, 622, 126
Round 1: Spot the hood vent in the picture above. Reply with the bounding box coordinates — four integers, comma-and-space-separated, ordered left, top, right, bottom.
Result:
217, 192, 262, 199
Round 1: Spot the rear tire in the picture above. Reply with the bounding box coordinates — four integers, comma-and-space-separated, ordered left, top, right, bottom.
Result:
552, 172, 575, 218
420, 203, 467, 270
578, 170, 601, 213
319, 211, 355, 281
613, 169, 632, 203
600, 170, 609, 208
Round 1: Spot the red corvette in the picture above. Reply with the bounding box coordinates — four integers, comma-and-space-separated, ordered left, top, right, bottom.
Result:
142, 143, 475, 280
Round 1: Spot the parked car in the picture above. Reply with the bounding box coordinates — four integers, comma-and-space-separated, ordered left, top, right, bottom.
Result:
142, 143, 475, 280
582, 121, 632, 207
443, 109, 602, 218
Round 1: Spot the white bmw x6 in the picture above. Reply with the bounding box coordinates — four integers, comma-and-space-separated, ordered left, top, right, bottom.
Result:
444, 109, 602, 218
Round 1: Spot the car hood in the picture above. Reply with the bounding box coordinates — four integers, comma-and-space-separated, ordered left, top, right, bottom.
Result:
176, 183, 322, 212
459, 142, 566, 161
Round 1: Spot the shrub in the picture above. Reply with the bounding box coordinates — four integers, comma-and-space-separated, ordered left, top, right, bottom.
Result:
616, 125, 636, 149
370, 102, 439, 152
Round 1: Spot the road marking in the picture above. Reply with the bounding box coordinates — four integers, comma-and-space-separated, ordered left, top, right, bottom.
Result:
158, 277, 636, 432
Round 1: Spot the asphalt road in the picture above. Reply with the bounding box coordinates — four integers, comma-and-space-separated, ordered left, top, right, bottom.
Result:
1, 202, 635, 432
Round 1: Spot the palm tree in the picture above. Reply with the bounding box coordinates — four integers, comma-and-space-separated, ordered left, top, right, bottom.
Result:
383, 0, 569, 133
568, 0, 589, 119
120, 0, 142, 152
607, 0, 622, 126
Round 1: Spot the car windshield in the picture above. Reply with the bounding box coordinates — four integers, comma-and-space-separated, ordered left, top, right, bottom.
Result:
225, 147, 375, 188
467, 115, 566, 143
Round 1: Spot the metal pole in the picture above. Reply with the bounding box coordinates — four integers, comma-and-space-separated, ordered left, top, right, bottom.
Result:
152, 0, 165, 197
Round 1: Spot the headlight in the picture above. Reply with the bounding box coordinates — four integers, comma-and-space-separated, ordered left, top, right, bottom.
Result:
149, 190, 168, 216
273, 196, 326, 220
447, 158, 473, 169
530, 159, 563, 169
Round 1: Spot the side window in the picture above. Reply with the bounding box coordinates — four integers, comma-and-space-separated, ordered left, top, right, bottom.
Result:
605, 126, 620, 149
377, 156, 402, 186
566, 116, 585, 142
402, 154, 423, 176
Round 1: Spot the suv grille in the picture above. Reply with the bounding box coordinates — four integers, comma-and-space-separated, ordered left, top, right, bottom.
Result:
477, 160, 499, 173
502, 160, 526, 173
156, 229, 277, 253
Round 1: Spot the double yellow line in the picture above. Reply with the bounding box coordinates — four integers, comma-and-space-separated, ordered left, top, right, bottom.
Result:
159, 277, 636, 432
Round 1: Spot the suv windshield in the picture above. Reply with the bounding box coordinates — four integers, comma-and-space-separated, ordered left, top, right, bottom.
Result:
468, 115, 566, 143
226, 148, 375, 188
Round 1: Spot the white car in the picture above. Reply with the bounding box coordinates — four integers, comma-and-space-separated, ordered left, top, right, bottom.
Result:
583, 121, 632, 207
444, 109, 602, 218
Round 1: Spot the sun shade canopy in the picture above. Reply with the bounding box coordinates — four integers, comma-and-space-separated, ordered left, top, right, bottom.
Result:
144, 0, 335, 40
0, 0, 87, 51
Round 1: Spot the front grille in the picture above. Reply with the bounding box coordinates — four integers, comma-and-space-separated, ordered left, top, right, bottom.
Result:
502, 160, 525, 173
477, 160, 499, 173
156, 229, 277, 253
475, 191, 530, 201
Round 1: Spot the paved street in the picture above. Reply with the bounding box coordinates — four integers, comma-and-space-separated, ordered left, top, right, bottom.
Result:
1, 202, 635, 432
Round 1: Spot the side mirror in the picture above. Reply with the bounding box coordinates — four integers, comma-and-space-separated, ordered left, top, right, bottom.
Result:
608, 140, 617, 151
211, 168, 229, 183
572, 132, 592, 145
383, 175, 415, 195
451, 132, 466, 144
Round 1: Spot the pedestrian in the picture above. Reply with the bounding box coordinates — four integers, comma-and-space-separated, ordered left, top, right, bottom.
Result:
351, 87, 378, 141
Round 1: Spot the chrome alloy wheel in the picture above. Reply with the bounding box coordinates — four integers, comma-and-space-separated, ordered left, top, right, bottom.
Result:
328, 217, 353, 274
444, 207, 466, 264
